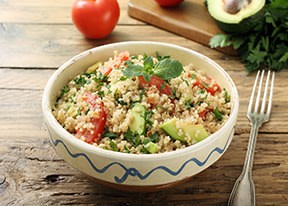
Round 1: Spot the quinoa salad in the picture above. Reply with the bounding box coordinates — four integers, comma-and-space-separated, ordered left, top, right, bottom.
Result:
52, 51, 231, 154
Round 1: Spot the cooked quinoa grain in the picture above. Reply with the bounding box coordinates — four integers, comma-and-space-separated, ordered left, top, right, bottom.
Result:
53, 51, 231, 154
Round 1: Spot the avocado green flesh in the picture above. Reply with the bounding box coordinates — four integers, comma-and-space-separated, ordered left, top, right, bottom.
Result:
161, 118, 186, 142
161, 118, 209, 143
215, 8, 264, 34
181, 123, 209, 142
130, 103, 146, 135
207, 0, 265, 34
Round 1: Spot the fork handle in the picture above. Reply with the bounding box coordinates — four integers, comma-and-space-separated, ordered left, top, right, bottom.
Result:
228, 122, 260, 206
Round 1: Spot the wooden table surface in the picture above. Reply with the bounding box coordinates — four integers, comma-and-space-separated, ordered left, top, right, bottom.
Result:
1, 0, 288, 205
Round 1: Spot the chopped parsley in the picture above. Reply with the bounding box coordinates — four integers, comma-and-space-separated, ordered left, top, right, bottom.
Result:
224, 89, 230, 103
114, 91, 128, 106
109, 141, 118, 152
102, 130, 118, 139
144, 110, 154, 133
75, 75, 90, 87
59, 85, 70, 98
213, 107, 224, 121
124, 129, 141, 146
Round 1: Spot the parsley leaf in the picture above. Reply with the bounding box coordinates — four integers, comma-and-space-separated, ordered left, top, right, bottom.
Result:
209, 34, 232, 48
124, 129, 141, 146
59, 85, 70, 98
213, 107, 223, 121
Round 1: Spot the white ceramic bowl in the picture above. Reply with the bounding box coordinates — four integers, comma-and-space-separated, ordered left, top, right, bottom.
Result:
42, 41, 239, 191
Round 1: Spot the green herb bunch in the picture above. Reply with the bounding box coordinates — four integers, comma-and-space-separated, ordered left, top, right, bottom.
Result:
209, 0, 288, 72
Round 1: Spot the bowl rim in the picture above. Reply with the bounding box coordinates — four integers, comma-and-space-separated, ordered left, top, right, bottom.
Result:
42, 41, 239, 161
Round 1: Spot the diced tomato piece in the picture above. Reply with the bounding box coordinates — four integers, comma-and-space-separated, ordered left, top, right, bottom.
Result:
138, 75, 172, 96
112, 51, 129, 68
101, 52, 129, 76
193, 80, 204, 89
199, 109, 208, 118
76, 92, 106, 143
118, 51, 129, 61
206, 83, 221, 95
102, 67, 112, 76
193, 79, 221, 95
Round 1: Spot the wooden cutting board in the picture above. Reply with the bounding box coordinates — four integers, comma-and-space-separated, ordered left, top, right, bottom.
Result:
128, 0, 237, 55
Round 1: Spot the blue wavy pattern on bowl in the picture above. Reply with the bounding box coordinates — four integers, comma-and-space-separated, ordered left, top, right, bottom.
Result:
51, 128, 234, 183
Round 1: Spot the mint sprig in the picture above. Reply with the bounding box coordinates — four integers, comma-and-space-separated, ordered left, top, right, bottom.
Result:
123, 55, 183, 81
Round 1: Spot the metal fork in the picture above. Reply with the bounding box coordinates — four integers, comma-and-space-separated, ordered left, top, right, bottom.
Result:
228, 70, 275, 206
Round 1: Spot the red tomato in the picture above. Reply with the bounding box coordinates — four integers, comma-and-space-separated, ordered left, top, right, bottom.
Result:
71, 0, 120, 39
138, 76, 172, 96
76, 93, 106, 143
154, 0, 184, 7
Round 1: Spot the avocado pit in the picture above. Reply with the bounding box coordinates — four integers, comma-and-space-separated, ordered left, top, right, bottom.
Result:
223, 0, 251, 14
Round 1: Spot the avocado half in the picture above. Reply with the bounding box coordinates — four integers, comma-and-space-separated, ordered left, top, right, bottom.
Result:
207, 0, 265, 34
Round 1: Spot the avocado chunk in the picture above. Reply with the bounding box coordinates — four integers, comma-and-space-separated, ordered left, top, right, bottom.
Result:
161, 118, 209, 143
207, 0, 265, 34
181, 122, 209, 142
161, 118, 186, 142
130, 103, 146, 135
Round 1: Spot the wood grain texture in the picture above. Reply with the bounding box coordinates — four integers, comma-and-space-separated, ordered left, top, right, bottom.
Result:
0, 0, 141, 25
0, 0, 288, 205
128, 0, 237, 55
0, 23, 225, 68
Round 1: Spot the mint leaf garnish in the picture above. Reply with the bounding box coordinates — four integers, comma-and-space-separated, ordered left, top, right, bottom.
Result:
154, 58, 183, 80
143, 56, 154, 70
123, 64, 144, 77
123, 55, 183, 81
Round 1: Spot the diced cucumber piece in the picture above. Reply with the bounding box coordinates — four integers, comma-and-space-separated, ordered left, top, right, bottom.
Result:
130, 103, 146, 135
144, 142, 159, 154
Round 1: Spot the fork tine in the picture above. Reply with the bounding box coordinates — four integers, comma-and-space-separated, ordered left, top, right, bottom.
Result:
260, 70, 271, 114
266, 71, 275, 118
248, 70, 260, 113
254, 70, 265, 113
